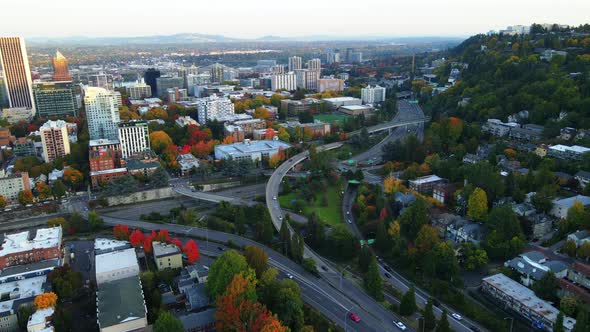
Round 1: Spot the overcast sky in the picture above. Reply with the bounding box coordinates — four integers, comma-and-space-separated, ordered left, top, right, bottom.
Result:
2, 0, 589, 39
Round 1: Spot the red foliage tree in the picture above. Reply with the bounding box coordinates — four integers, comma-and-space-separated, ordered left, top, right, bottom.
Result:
143, 235, 153, 253
180, 144, 192, 155
171, 238, 183, 249
156, 229, 171, 243
264, 128, 276, 139
113, 224, 130, 240
129, 229, 144, 247
183, 239, 200, 263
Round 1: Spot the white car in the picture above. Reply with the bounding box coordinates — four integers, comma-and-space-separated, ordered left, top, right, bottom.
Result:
346, 211, 350, 215
347, 219, 352, 224
394, 321, 407, 330
287, 273, 293, 279
279, 216, 283, 220
451, 313, 462, 321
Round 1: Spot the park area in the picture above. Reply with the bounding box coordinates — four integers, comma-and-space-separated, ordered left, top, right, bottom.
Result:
278, 185, 343, 225
314, 113, 349, 125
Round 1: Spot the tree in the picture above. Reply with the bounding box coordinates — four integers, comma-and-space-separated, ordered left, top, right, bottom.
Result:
88, 211, 104, 230
560, 295, 578, 316
35, 182, 53, 200
384, 177, 404, 194
577, 242, 590, 262
183, 239, 200, 264
34, 292, 58, 309
278, 127, 290, 142
399, 198, 429, 240
562, 240, 578, 257
63, 168, 83, 188
554, 311, 565, 332
272, 280, 305, 331
572, 310, 588, 332
113, 224, 130, 240
264, 128, 276, 139
567, 201, 590, 229
143, 235, 154, 253
48, 217, 67, 228
154, 311, 184, 332
207, 250, 249, 299
459, 243, 489, 271
400, 286, 417, 316
52, 180, 67, 198
129, 229, 144, 247
423, 298, 436, 331
244, 245, 268, 278
467, 187, 488, 221
0, 195, 6, 209
415, 225, 441, 254
17, 305, 34, 331
365, 257, 383, 301
47, 265, 82, 300
18, 190, 34, 205
533, 271, 558, 303
435, 309, 451, 332
150, 167, 169, 187
149, 131, 173, 153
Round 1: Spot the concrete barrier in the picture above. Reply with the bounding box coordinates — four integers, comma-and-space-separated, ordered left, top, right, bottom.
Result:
107, 187, 177, 206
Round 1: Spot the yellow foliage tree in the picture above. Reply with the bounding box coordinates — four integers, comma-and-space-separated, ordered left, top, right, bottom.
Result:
388, 220, 400, 240
467, 187, 488, 221
34, 292, 57, 309
384, 177, 404, 194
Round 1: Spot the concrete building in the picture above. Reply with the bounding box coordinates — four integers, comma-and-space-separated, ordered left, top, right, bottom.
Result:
338, 104, 374, 117
175, 116, 198, 128
88, 73, 114, 91
288, 56, 302, 72
509, 124, 544, 141
271, 72, 296, 91
323, 97, 362, 109
575, 170, 590, 189
0, 172, 30, 204
117, 121, 150, 158
84, 87, 122, 141
196, 95, 235, 124
143, 68, 160, 97
95, 248, 139, 285
307, 58, 321, 71
318, 78, 344, 93
223, 124, 245, 143
13, 138, 36, 157
96, 275, 147, 332
567, 262, 590, 290
550, 195, 590, 219
231, 119, 266, 136
214, 139, 290, 162
126, 82, 151, 100
482, 119, 520, 137
280, 120, 331, 138
177, 153, 200, 176
155, 76, 183, 97
0, 275, 49, 332
0, 37, 35, 112
409, 175, 445, 193
0, 127, 13, 147
89, 139, 126, 188
27, 307, 54, 332
548, 145, 590, 161
1, 107, 33, 124
295, 69, 320, 91
33, 81, 77, 118
280, 98, 323, 115
482, 273, 575, 332
0, 227, 62, 270
504, 251, 568, 287
152, 242, 183, 270
361, 85, 386, 104
51, 50, 71, 82
40, 120, 70, 163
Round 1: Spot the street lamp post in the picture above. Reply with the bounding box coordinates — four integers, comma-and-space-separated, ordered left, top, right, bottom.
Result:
504, 317, 514, 332
340, 265, 350, 290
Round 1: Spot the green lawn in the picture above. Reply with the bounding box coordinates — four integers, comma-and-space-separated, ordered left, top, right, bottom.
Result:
279, 186, 343, 226
314, 113, 349, 124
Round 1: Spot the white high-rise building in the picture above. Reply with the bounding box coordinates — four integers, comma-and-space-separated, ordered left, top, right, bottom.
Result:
361, 85, 387, 104
288, 56, 302, 72
40, 120, 70, 163
197, 95, 235, 124
84, 87, 121, 141
118, 121, 150, 158
127, 83, 152, 99
307, 58, 321, 71
0, 37, 35, 113
271, 72, 297, 91
295, 69, 320, 91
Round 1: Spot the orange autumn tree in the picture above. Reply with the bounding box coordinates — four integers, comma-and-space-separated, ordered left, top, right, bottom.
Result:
34, 292, 58, 309
149, 131, 173, 153
215, 273, 287, 332
63, 168, 83, 188
264, 128, 276, 140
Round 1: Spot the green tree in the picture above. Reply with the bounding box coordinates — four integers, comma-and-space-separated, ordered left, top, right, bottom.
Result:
577, 242, 590, 262
244, 245, 268, 278
154, 311, 184, 332
279, 219, 292, 256
399, 198, 429, 240
435, 309, 451, 332
554, 311, 564, 332
467, 187, 488, 221
460, 243, 489, 271
273, 280, 305, 331
572, 310, 588, 332
302, 258, 317, 274
560, 295, 578, 316
88, 211, 104, 230
533, 271, 558, 303
566, 201, 589, 229
52, 179, 67, 198
562, 240, 578, 257
423, 298, 436, 331
399, 286, 417, 316
17, 305, 34, 331
206, 250, 249, 299
364, 257, 383, 301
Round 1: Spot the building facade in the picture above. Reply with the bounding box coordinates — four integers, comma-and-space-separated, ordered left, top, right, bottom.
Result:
40, 120, 70, 163
0, 37, 35, 112
361, 85, 386, 104
295, 69, 319, 91
214, 139, 291, 162
143, 68, 161, 97
288, 56, 302, 72
196, 95, 235, 124
307, 58, 321, 71
117, 121, 150, 158
88, 73, 114, 91
33, 81, 77, 118
152, 242, 183, 270
84, 87, 121, 141
0, 227, 62, 270
318, 79, 344, 93
127, 83, 152, 100
51, 50, 72, 81
271, 72, 297, 91
0, 172, 30, 203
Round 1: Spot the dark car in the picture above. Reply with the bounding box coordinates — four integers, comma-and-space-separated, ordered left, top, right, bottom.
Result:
384, 272, 392, 278
384, 265, 392, 272
321, 265, 328, 271
217, 246, 225, 251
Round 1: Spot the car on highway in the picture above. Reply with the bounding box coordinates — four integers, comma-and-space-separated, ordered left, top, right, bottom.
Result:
346, 211, 350, 215
451, 313, 462, 321
287, 273, 294, 279
384, 265, 392, 272
347, 219, 352, 224
348, 313, 361, 323
321, 265, 328, 271
217, 246, 225, 251
394, 321, 407, 330
273, 196, 277, 200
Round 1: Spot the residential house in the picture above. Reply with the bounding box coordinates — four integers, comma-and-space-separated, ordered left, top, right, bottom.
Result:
432, 183, 456, 205
179, 308, 216, 332
575, 171, 590, 189
152, 242, 183, 270
535, 144, 549, 157
409, 175, 445, 193
482, 119, 519, 137
567, 262, 590, 289
177, 153, 200, 176
528, 213, 554, 240
554, 172, 574, 186
548, 145, 590, 161
446, 219, 486, 246
512, 202, 536, 217
504, 251, 568, 287
509, 124, 544, 141
185, 283, 210, 311
551, 195, 590, 219
567, 230, 590, 247
560, 127, 577, 141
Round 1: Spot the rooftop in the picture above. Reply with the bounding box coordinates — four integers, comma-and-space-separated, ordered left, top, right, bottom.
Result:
27, 307, 54, 328
409, 174, 443, 185
95, 248, 138, 275
94, 238, 130, 254
90, 168, 127, 176
179, 308, 216, 331
215, 140, 291, 156
96, 275, 146, 329
152, 242, 181, 258
0, 276, 47, 315
0, 226, 62, 257
0, 259, 59, 281
553, 195, 590, 208
89, 139, 120, 147
323, 97, 360, 102
549, 145, 590, 153
340, 105, 372, 110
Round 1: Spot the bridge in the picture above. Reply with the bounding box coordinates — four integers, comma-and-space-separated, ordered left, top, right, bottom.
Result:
349, 116, 430, 136
172, 186, 255, 206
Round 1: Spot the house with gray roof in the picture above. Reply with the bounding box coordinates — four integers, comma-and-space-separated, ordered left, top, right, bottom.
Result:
575, 170, 590, 188
504, 252, 568, 287
179, 308, 216, 332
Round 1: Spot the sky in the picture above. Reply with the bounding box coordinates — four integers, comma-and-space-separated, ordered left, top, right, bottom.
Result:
2, 0, 589, 39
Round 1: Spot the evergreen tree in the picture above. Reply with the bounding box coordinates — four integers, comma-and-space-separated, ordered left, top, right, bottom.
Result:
279, 218, 291, 256
423, 298, 436, 331
572, 310, 588, 332
364, 257, 383, 301
554, 311, 564, 332
435, 309, 451, 332
399, 286, 417, 316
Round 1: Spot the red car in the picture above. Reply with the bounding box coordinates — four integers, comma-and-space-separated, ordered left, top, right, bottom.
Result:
348, 313, 361, 323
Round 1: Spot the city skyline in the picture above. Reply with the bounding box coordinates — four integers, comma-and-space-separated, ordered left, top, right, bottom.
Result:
2, 0, 589, 39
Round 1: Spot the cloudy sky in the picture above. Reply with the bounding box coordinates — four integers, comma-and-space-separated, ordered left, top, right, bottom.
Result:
2, 0, 589, 38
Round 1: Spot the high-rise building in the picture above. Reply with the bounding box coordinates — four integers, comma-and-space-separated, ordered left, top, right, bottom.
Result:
84, 87, 121, 141
143, 68, 160, 97
307, 58, 321, 71
295, 69, 320, 91
270, 65, 284, 74
326, 51, 340, 64
345, 48, 354, 63
51, 50, 72, 81
127, 83, 152, 100
0, 73, 8, 108
0, 172, 30, 204
88, 73, 114, 91
118, 121, 150, 158
197, 95, 235, 124
210, 64, 225, 83
271, 72, 297, 91
0, 37, 35, 112
318, 78, 344, 93
33, 81, 77, 118
288, 56, 302, 72
361, 85, 387, 104
351, 52, 363, 63
155, 76, 183, 97
40, 120, 70, 163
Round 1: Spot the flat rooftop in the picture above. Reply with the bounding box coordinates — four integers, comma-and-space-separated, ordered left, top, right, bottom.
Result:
152, 242, 181, 258
94, 238, 130, 254
0, 226, 62, 257
409, 175, 443, 185
0, 275, 47, 315
215, 140, 291, 156
97, 275, 146, 329
27, 307, 54, 328
95, 248, 138, 275
89, 139, 120, 147
323, 97, 360, 102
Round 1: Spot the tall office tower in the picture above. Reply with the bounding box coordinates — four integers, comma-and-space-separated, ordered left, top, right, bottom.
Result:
127, 82, 152, 99
351, 52, 363, 63
361, 85, 387, 104
40, 120, 71, 163
288, 56, 302, 72
155, 76, 183, 97
84, 87, 121, 141
88, 73, 114, 91
210, 64, 224, 83
326, 51, 340, 64
196, 95, 235, 124
143, 68, 160, 97
271, 72, 297, 91
0, 72, 8, 108
307, 58, 321, 71
0, 37, 35, 112
33, 81, 77, 118
52, 50, 72, 81
295, 69, 320, 91
345, 48, 354, 63
118, 121, 150, 158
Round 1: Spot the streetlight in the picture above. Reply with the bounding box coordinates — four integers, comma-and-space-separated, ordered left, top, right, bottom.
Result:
340, 265, 350, 290
504, 317, 514, 332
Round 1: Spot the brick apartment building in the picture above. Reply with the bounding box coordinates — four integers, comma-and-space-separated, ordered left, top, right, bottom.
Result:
0, 227, 62, 270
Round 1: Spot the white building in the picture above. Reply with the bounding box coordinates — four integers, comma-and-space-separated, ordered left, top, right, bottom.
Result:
127, 82, 152, 99
295, 69, 320, 91
0, 172, 30, 203
177, 153, 200, 176
548, 145, 590, 161
550, 195, 590, 219
482, 119, 519, 137
117, 121, 150, 159
175, 116, 199, 127
214, 139, 290, 162
288, 56, 302, 72
27, 307, 54, 332
361, 85, 387, 104
95, 248, 139, 285
307, 58, 321, 71
84, 87, 122, 141
196, 95, 235, 124
271, 72, 297, 91
40, 120, 70, 163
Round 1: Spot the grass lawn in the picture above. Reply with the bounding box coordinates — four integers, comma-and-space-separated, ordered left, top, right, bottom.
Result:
314, 113, 349, 124
279, 186, 343, 226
